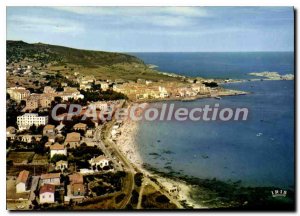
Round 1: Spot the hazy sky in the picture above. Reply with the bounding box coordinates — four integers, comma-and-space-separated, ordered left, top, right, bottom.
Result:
7, 7, 294, 52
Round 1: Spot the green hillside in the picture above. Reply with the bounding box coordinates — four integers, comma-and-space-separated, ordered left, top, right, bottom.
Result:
7, 40, 144, 67
6, 40, 181, 82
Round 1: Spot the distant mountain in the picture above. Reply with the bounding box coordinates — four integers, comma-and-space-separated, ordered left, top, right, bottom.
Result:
6, 40, 144, 67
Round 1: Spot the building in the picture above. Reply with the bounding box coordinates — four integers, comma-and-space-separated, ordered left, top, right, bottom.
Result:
57, 87, 84, 101
69, 173, 84, 184
7, 87, 30, 102
23, 98, 39, 111
39, 184, 55, 204
19, 134, 42, 143
40, 96, 54, 108
65, 132, 81, 148
71, 183, 85, 196
50, 143, 67, 158
6, 126, 16, 135
68, 173, 85, 197
17, 113, 48, 131
43, 124, 55, 136
43, 86, 56, 94
40, 173, 61, 185
73, 123, 87, 131
89, 155, 110, 169
16, 170, 30, 193
85, 129, 94, 138
55, 160, 68, 171
100, 82, 109, 91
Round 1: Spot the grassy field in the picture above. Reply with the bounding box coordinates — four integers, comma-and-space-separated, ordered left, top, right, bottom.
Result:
7, 152, 35, 165
31, 154, 49, 165
7, 164, 49, 176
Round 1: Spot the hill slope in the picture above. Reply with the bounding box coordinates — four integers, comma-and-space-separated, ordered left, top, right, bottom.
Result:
6, 40, 144, 67
6, 40, 182, 82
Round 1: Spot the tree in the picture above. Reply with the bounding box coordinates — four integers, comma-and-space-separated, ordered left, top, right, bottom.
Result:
54, 96, 62, 103
51, 154, 67, 163
20, 100, 26, 107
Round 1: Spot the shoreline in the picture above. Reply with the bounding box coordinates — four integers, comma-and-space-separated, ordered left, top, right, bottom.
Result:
114, 118, 204, 208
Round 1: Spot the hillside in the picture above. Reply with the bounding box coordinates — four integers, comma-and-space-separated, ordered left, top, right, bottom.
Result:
6, 40, 181, 82
7, 40, 144, 67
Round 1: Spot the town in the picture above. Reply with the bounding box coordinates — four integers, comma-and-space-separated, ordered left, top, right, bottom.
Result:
6, 61, 239, 210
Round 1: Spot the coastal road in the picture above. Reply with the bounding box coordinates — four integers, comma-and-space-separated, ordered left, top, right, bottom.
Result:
137, 178, 146, 209
100, 120, 135, 209
99, 101, 184, 209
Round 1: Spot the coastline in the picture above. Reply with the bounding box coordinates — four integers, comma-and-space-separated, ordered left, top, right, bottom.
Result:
114, 118, 204, 208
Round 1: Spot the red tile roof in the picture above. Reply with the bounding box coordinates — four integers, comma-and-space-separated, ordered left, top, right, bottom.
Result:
69, 173, 83, 184
16, 170, 29, 184
41, 173, 60, 180
50, 143, 65, 150
65, 132, 80, 143
40, 184, 55, 194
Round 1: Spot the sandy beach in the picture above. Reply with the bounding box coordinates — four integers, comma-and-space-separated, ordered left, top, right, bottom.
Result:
114, 118, 204, 209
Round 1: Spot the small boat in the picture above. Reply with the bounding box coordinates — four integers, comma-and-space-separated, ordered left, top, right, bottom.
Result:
256, 133, 263, 137
215, 96, 222, 100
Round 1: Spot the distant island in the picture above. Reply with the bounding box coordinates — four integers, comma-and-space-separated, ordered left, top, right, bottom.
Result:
249, 71, 294, 80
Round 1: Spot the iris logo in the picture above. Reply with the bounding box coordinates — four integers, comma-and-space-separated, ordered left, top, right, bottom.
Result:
271, 189, 287, 198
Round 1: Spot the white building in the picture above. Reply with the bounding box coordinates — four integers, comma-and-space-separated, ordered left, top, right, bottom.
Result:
89, 155, 110, 169
50, 143, 67, 158
17, 113, 48, 131
39, 184, 55, 204
158, 86, 169, 98
7, 87, 30, 102
100, 82, 109, 91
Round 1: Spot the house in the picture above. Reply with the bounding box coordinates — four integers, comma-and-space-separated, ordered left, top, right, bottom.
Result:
50, 143, 67, 158
16, 170, 30, 193
100, 82, 109, 91
6, 126, 16, 140
85, 129, 94, 138
6, 126, 16, 135
65, 132, 81, 148
39, 184, 55, 204
43, 124, 55, 136
69, 173, 84, 184
71, 183, 85, 196
19, 134, 42, 143
40, 173, 61, 185
43, 86, 56, 94
89, 155, 110, 169
73, 123, 87, 131
55, 160, 68, 171
68, 173, 85, 197
23, 98, 39, 111
7, 87, 30, 102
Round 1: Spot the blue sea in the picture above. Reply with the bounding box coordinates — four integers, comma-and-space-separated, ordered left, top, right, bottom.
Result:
132, 52, 295, 188
132, 52, 294, 79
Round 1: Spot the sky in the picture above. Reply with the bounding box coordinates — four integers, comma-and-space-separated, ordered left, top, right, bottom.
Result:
7, 7, 294, 52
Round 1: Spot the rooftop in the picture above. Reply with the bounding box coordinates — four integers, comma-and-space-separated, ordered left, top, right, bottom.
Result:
65, 132, 81, 142
43, 124, 55, 130
69, 173, 84, 184
50, 143, 65, 150
16, 170, 29, 184
41, 173, 60, 180
40, 184, 55, 194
